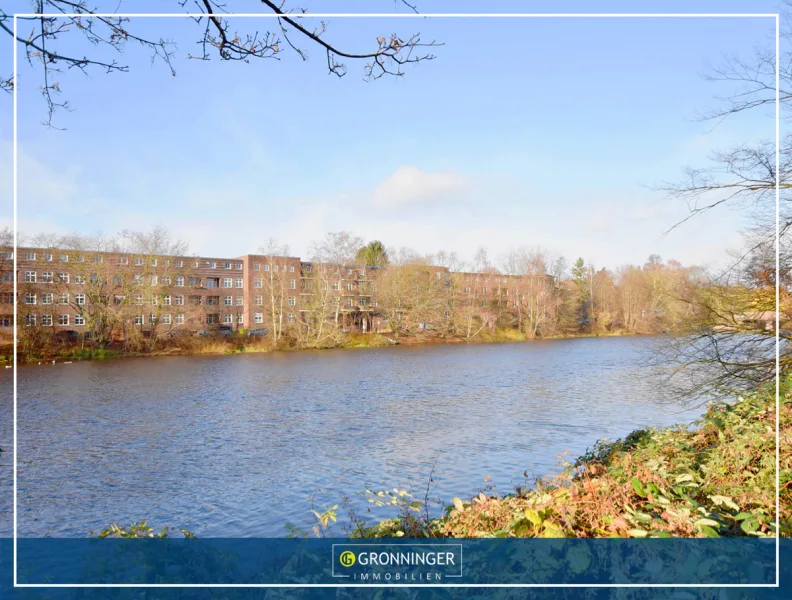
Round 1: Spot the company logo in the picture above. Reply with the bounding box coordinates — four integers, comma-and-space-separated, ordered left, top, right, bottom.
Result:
332, 544, 463, 582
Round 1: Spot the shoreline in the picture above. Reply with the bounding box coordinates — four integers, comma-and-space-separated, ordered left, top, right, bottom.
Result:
352, 375, 790, 539
2, 329, 656, 366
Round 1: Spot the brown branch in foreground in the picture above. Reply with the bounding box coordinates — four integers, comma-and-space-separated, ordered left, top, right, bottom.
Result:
2, 0, 442, 126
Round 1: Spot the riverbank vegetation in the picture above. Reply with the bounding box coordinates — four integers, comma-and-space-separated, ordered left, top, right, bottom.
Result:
347, 374, 790, 539
4, 227, 775, 366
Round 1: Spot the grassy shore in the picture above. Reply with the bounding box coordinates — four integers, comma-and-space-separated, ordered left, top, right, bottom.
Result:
353, 375, 790, 539
2, 327, 651, 365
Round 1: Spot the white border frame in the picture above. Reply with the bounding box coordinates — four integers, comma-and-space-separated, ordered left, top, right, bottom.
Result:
11, 11, 781, 590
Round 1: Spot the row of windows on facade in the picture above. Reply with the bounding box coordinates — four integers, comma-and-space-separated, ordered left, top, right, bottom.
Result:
16, 272, 376, 293
3, 312, 301, 328
11, 291, 375, 309
9, 251, 247, 271
19, 272, 246, 288
10, 252, 309, 274
15, 293, 251, 306
7, 252, 372, 278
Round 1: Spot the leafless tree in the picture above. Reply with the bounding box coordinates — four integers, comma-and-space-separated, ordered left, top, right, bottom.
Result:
2, 0, 441, 127
658, 10, 789, 400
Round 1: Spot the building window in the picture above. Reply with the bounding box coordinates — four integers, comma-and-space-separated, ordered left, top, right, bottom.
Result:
305, 281, 312, 291
255, 296, 263, 306
224, 262, 232, 270
332, 282, 340, 291
149, 314, 158, 324
92, 255, 102, 263
151, 275, 158, 286
188, 277, 200, 287
287, 313, 295, 324
57, 272, 69, 284
235, 263, 242, 270
114, 295, 125, 305
25, 252, 36, 260
464, 287, 471, 294
223, 296, 233, 306
60, 255, 69, 263
482, 287, 487, 294
304, 264, 312, 273
2, 250, 11, 259
41, 314, 53, 326
24, 271, 36, 283
254, 263, 260, 271
207, 314, 218, 324
207, 296, 220, 306
223, 314, 233, 324
287, 265, 293, 272
58, 314, 70, 326
263, 264, 270, 272
24, 314, 36, 327
347, 298, 354, 307
289, 279, 296, 290
113, 274, 122, 285
44, 252, 53, 261
0, 316, 11, 327
288, 296, 296, 307
133, 315, 143, 325
74, 315, 85, 325
163, 259, 170, 267
117, 257, 129, 265
175, 314, 184, 325
175, 276, 184, 287
223, 278, 233, 288
74, 275, 85, 284
134, 295, 143, 305
209, 261, 216, 269
41, 293, 53, 305
41, 271, 53, 283
75, 294, 85, 305
162, 276, 171, 285
151, 296, 158, 306
176, 260, 183, 268
175, 295, 184, 306
347, 269, 353, 275
134, 274, 142, 284
254, 313, 263, 324
254, 278, 263, 288
235, 278, 243, 288
189, 295, 202, 306
207, 277, 220, 288
24, 293, 36, 305
161, 314, 171, 325
135, 257, 144, 266
273, 265, 279, 273
237, 314, 244, 324
163, 295, 172, 306
58, 293, 69, 304
235, 296, 243, 306
151, 259, 158, 267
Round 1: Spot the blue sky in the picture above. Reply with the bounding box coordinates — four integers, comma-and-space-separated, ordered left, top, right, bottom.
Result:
1, 0, 781, 271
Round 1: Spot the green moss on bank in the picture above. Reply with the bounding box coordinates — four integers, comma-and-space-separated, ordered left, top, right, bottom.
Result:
355, 375, 790, 539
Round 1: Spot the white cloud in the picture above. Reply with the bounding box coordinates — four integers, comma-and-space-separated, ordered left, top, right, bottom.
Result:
371, 166, 466, 208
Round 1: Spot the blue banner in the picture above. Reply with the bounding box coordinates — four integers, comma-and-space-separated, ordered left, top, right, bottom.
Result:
0, 538, 788, 598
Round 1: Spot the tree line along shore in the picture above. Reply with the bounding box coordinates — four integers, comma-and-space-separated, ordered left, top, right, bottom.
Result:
2, 229, 780, 365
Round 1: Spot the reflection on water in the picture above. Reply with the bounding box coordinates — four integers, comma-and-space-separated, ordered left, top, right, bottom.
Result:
0, 336, 706, 537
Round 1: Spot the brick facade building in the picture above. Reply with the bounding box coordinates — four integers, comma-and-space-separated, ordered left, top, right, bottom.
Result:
0, 246, 549, 341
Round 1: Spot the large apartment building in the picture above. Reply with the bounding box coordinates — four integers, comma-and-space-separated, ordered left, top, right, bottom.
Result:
0, 246, 548, 340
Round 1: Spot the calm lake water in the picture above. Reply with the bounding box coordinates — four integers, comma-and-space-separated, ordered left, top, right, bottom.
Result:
0, 336, 707, 538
